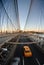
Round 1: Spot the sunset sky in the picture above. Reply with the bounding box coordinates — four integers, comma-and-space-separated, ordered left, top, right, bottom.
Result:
18, 0, 44, 31
0, 0, 44, 32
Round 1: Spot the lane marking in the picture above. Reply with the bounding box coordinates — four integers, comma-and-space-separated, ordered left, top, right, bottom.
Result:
23, 57, 24, 65
43, 64, 44, 65
36, 58, 40, 65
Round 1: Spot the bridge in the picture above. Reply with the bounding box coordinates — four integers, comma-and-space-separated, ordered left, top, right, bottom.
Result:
0, 0, 44, 65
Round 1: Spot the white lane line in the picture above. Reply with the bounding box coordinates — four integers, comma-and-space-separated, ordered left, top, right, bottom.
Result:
23, 57, 24, 65
36, 58, 40, 65
43, 64, 44, 65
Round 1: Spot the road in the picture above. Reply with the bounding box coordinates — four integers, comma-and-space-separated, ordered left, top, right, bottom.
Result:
13, 44, 44, 65
9, 35, 44, 65
0, 34, 44, 65
0, 33, 18, 44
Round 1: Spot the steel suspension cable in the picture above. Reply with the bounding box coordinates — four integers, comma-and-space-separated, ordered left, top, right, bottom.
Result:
1, 0, 16, 31
24, 0, 34, 30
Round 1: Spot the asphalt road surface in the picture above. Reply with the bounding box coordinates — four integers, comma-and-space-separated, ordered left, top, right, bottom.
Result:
10, 35, 44, 65
13, 44, 44, 65
0, 34, 18, 44
0, 35, 44, 65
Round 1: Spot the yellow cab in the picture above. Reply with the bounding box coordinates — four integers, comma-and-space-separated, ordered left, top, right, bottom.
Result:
23, 46, 32, 57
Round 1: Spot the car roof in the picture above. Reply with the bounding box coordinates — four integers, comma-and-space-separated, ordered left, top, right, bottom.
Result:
23, 46, 31, 51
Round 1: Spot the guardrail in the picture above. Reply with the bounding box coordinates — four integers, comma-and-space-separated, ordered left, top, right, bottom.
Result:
28, 34, 44, 50
29, 34, 44, 42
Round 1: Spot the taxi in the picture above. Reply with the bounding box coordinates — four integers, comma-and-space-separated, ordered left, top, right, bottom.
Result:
23, 46, 32, 57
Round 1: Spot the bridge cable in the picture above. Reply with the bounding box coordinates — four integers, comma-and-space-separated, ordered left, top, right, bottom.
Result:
24, 0, 34, 30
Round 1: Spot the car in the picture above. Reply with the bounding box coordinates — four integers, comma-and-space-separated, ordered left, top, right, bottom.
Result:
23, 46, 32, 57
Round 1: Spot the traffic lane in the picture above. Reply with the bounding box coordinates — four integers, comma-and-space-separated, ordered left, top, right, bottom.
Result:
29, 44, 44, 65
14, 44, 23, 57
0, 43, 17, 65
0, 34, 17, 44
18, 37, 32, 42
14, 44, 40, 65
24, 57, 38, 65
8, 35, 20, 42
0, 36, 12, 44
14, 44, 23, 65
23, 44, 39, 65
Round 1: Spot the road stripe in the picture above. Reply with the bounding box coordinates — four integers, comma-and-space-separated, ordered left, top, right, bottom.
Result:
36, 58, 40, 65
23, 57, 24, 65
43, 64, 44, 65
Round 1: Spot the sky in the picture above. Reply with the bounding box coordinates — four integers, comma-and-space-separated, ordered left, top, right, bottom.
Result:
18, 0, 30, 30
18, 0, 44, 31
0, 0, 44, 32
24, 0, 44, 32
